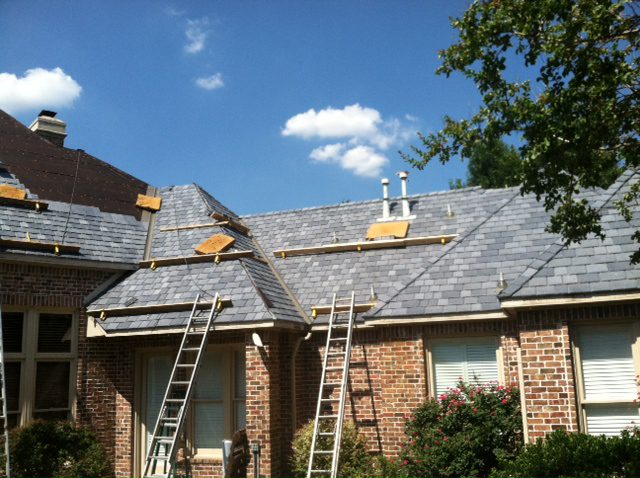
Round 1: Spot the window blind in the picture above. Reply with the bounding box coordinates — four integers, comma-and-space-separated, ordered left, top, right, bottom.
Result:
432, 339, 499, 396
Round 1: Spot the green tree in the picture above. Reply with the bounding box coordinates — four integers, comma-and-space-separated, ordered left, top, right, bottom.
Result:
405, 0, 637, 260
450, 138, 523, 189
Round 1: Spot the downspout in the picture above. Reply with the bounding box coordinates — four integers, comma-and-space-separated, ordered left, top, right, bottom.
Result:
291, 331, 312, 428
517, 346, 529, 444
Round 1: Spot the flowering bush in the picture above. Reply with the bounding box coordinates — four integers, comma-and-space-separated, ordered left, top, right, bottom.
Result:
400, 381, 523, 477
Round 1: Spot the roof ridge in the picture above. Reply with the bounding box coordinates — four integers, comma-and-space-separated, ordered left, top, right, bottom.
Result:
501, 170, 639, 299
240, 185, 512, 218
368, 188, 522, 318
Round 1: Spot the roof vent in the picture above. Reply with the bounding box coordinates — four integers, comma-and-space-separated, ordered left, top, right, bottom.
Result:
397, 171, 411, 218
29, 110, 67, 147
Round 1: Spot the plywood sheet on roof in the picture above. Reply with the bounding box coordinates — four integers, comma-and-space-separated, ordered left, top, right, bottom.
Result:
0, 184, 27, 200
195, 234, 236, 255
136, 194, 162, 212
366, 221, 409, 240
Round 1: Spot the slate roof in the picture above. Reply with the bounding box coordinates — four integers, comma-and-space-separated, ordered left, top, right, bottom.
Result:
84, 171, 640, 332
502, 170, 640, 299
244, 187, 521, 320
87, 184, 303, 331
0, 169, 147, 264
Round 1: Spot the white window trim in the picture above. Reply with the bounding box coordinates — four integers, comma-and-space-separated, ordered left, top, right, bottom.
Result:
3, 306, 78, 427
572, 321, 640, 434
425, 335, 504, 399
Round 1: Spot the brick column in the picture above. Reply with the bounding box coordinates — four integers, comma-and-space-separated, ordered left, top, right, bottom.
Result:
245, 330, 293, 477
519, 315, 578, 440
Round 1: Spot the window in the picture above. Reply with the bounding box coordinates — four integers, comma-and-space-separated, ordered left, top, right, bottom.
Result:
1, 309, 76, 427
574, 324, 640, 436
428, 337, 500, 397
143, 347, 246, 460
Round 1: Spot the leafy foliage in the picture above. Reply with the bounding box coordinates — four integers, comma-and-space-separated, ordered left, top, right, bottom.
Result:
450, 138, 523, 189
491, 428, 640, 478
404, 0, 637, 260
399, 381, 523, 477
291, 420, 373, 478
1, 420, 110, 478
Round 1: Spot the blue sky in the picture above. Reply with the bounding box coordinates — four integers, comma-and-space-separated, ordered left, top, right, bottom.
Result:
0, 1, 483, 215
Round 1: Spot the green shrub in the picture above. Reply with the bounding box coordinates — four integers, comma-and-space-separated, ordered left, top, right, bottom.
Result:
291, 420, 373, 478
400, 381, 523, 477
3, 420, 110, 478
492, 428, 640, 478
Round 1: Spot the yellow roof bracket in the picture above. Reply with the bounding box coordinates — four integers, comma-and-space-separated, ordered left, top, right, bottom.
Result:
311, 308, 317, 318
214, 254, 221, 264
35, 202, 42, 213
281, 251, 286, 259
26, 232, 31, 242
99, 310, 107, 321
150, 259, 157, 271
54, 242, 61, 256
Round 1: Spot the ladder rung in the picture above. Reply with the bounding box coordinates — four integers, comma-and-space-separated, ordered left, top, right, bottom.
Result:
313, 450, 333, 454
176, 364, 195, 367
181, 347, 200, 351
327, 351, 344, 356
329, 338, 347, 342
325, 366, 343, 371
310, 470, 331, 473
319, 415, 338, 419
149, 455, 170, 460
318, 432, 335, 436
321, 398, 339, 401
324, 382, 341, 387
171, 381, 190, 386
165, 398, 184, 402
155, 438, 174, 444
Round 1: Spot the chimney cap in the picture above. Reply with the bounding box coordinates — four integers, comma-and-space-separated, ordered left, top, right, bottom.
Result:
396, 171, 409, 179
38, 110, 57, 118
381, 178, 390, 185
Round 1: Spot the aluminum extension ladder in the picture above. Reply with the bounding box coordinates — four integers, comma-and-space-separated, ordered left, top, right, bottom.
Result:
143, 293, 222, 478
0, 305, 10, 478
307, 292, 356, 478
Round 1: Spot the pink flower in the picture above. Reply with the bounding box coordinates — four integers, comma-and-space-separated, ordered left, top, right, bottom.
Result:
444, 436, 449, 442
501, 399, 508, 405
404, 460, 409, 465
435, 440, 441, 445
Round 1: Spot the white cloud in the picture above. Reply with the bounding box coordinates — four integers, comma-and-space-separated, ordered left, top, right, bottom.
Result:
184, 17, 209, 54
282, 104, 381, 139
195, 73, 224, 90
0, 67, 82, 114
165, 6, 185, 16
309, 143, 388, 178
309, 143, 345, 162
283, 104, 415, 178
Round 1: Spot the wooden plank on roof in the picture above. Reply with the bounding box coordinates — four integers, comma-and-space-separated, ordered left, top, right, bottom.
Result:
211, 212, 250, 235
366, 221, 410, 240
311, 302, 376, 317
136, 194, 162, 212
0, 184, 27, 200
160, 222, 225, 232
139, 250, 253, 269
274, 234, 458, 258
0, 196, 49, 211
0, 237, 80, 255
195, 234, 235, 255
91, 298, 233, 320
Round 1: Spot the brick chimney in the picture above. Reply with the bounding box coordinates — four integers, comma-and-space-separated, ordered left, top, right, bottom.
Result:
29, 110, 67, 147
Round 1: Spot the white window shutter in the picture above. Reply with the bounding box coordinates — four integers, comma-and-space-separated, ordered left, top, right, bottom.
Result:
431, 339, 499, 397
585, 405, 640, 437
432, 343, 465, 396
466, 343, 499, 385
579, 328, 637, 401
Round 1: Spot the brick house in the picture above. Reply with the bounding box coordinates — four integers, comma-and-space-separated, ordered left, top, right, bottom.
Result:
1, 109, 639, 477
